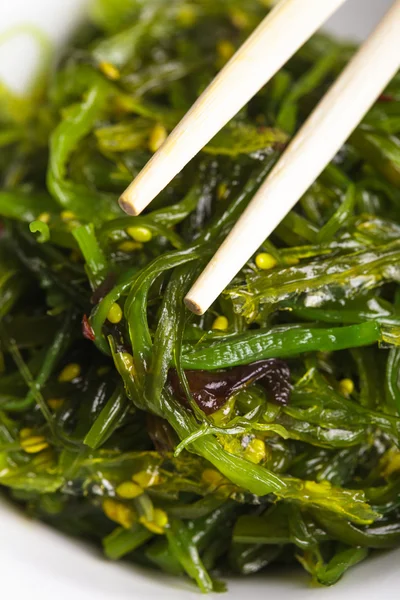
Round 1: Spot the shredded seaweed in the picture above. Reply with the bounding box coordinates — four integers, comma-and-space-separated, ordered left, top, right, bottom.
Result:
1, 0, 400, 592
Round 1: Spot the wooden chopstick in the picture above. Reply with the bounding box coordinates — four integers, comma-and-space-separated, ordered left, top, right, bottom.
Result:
184, 0, 400, 315
119, 0, 348, 216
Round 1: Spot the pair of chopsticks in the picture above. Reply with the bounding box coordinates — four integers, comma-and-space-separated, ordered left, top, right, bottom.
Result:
120, 0, 400, 315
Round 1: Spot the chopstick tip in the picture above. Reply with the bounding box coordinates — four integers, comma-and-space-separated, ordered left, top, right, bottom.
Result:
184, 295, 205, 316
118, 194, 140, 216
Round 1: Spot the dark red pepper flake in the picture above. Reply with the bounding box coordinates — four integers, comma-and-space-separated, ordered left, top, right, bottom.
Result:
378, 94, 395, 103
169, 359, 291, 415
82, 314, 95, 341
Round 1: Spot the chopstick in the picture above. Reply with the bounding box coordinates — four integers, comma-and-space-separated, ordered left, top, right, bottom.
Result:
185, 0, 400, 315
119, 0, 348, 216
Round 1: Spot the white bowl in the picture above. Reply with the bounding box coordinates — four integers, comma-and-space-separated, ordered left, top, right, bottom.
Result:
0, 1, 398, 598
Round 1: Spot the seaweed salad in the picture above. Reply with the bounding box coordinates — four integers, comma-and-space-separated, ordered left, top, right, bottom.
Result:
1, 0, 400, 592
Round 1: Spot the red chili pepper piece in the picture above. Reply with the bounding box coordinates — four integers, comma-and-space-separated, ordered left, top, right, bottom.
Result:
82, 314, 95, 341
